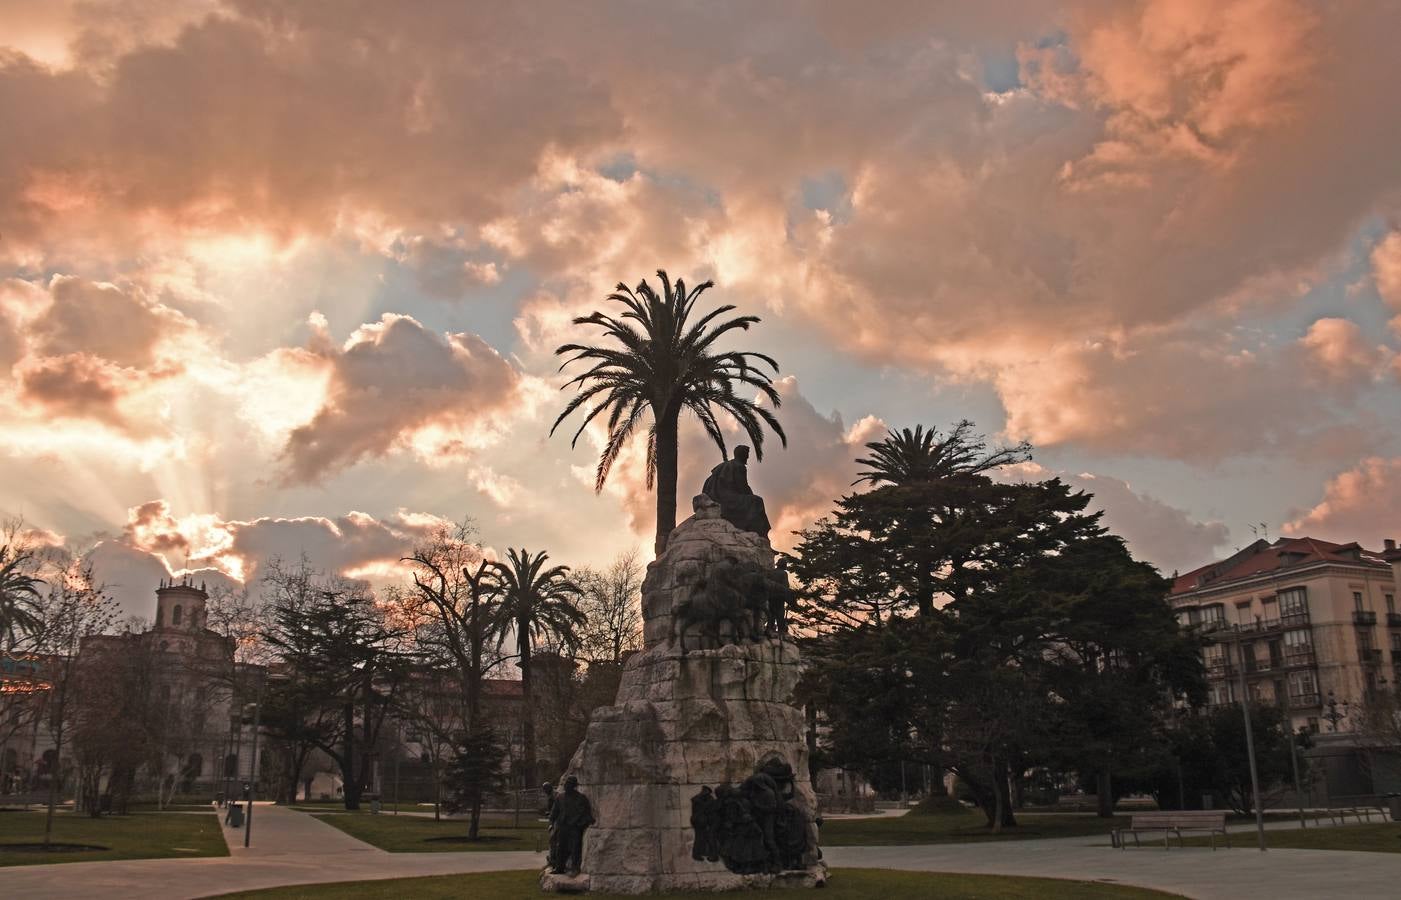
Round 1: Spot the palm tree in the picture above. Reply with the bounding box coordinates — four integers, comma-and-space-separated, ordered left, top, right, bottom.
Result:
484, 548, 584, 787
853, 421, 1031, 488
0, 536, 44, 649
552, 271, 787, 554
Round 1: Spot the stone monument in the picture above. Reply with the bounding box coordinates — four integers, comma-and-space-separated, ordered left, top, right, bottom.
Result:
541, 462, 825, 893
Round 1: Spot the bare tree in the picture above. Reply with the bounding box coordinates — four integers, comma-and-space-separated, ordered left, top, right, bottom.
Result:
396, 520, 509, 837
28, 557, 118, 843
572, 550, 644, 665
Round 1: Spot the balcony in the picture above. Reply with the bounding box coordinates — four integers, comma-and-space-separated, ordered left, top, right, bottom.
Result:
1388, 613, 1401, 628
1205, 663, 1235, 679
1283, 649, 1317, 667
1355, 610, 1378, 626
1244, 658, 1278, 675
1287, 692, 1321, 708
1359, 648, 1383, 664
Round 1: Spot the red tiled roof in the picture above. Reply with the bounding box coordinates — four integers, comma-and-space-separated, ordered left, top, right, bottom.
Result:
1171, 536, 1389, 596
481, 678, 524, 698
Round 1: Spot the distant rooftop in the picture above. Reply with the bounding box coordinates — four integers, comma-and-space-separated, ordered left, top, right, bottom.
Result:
1170, 536, 1390, 597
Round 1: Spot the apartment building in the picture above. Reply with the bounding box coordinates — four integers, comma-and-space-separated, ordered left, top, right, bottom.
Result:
1169, 536, 1401, 734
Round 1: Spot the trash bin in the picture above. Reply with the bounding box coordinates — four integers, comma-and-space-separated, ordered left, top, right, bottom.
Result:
370, 798, 382, 815
226, 804, 244, 828
1384, 793, 1401, 822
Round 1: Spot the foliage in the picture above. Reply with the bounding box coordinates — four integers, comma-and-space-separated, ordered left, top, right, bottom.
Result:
552, 270, 786, 553
571, 550, 644, 665
0, 520, 46, 649
440, 727, 508, 830
260, 558, 407, 810
484, 548, 583, 787
792, 422, 1203, 828
1166, 704, 1304, 815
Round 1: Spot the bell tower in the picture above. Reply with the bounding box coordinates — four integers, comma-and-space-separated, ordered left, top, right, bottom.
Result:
155, 575, 209, 631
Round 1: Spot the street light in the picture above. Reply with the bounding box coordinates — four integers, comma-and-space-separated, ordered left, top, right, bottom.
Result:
1323, 691, 1350, 733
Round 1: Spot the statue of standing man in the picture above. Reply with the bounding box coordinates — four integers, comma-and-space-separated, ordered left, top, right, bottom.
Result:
701, 445, 771, 539
547, 775, 594, 875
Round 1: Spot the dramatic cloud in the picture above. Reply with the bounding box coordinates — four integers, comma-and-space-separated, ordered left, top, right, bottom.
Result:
1300, 317, 1391, 383
1069, 472, 1230, 574
1284, 457, 1401, 546
2, 1, 1400, 584
281, 313, 526, 482
114, 497, 452, 587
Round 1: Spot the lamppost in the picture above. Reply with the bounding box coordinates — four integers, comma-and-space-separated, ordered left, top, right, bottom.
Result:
1323, 692, 1350, 733
1234, 652, 1267, 851
243, 668, 266, 848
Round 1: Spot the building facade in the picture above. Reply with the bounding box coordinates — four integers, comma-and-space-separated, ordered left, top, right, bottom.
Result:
1169, 536, 1400, 733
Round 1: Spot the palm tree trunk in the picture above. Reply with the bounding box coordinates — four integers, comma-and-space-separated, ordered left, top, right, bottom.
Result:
519, 617, 535, 789
654, 403, 681, 555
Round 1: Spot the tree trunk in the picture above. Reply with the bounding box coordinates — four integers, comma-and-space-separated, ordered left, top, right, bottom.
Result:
519, 618, 535, 789
1096, 770, 1115, 818
43, 717, 63, 846
653, 403, 681, 555
342, 699, 359, 810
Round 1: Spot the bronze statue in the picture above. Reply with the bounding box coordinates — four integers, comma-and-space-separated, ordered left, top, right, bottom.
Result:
692, 758, 813, 875
690, 785, 721, 861
701, 445, 771, 538
547, 775, 594, 875
673, 554, 755, 653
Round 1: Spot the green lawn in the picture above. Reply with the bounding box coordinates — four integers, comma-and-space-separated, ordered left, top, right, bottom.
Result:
311, 812, 548, 853
0, 809, 229, 866
821, 807, 1127, 845
1181, 822, 1401, 852
214, 868, 1183, 899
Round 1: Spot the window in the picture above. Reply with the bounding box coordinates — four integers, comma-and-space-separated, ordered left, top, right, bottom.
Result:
1204, 644, 1227, 667
173, 604, 183, 626
1278, 587, 1308, 619
155, 606, 163, 627
1284, 628, 1312, 649
1354, 591, 1365, 611
1288, 670, 1317, 698
1236, 601, 1252, 613
1307, 717, 1320, 733
1202, 604, 1226, 625
1359, 629, 1376, 651
1208, 682, 1234, 706
1388, 594, 1396, 614
1391, 632, 1401, 652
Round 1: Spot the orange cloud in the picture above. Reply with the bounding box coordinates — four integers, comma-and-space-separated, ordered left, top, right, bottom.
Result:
1285, 457, 1401, 545
281, 313, 525, 482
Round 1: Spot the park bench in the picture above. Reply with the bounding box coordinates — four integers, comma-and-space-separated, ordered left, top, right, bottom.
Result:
1112, 810, 1229, 849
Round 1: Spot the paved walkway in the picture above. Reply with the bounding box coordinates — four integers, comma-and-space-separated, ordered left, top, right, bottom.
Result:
5, 804, 1401, 899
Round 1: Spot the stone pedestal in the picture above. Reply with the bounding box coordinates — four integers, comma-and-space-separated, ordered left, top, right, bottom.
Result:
546, 498, 826, 893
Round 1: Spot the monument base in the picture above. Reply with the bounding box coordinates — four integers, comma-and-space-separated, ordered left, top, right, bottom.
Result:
555, 496, 824, 893
540, 870, 592, 894
541, 863, 828, 895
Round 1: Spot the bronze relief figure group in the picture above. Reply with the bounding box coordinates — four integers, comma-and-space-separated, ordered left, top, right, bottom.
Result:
689, 757, 816, 875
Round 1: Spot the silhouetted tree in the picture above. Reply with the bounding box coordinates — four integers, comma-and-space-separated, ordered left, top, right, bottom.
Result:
485, 549, 583, 787
853, 421, 1029, 488
552, 271, 786, 553
0, 521, 45, 649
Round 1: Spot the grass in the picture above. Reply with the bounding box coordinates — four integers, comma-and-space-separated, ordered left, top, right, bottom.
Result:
1180, 822, 1401, 852
311, 812, 547, 853
213, 867, 1183, 899
0, 809, 229, 866
821, 806, 1128, 846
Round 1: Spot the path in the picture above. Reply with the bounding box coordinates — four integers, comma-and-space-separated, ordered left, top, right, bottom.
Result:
4, 804, 1401, 899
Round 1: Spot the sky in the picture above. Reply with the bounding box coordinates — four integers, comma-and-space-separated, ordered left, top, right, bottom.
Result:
2, 0, 1400, 619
